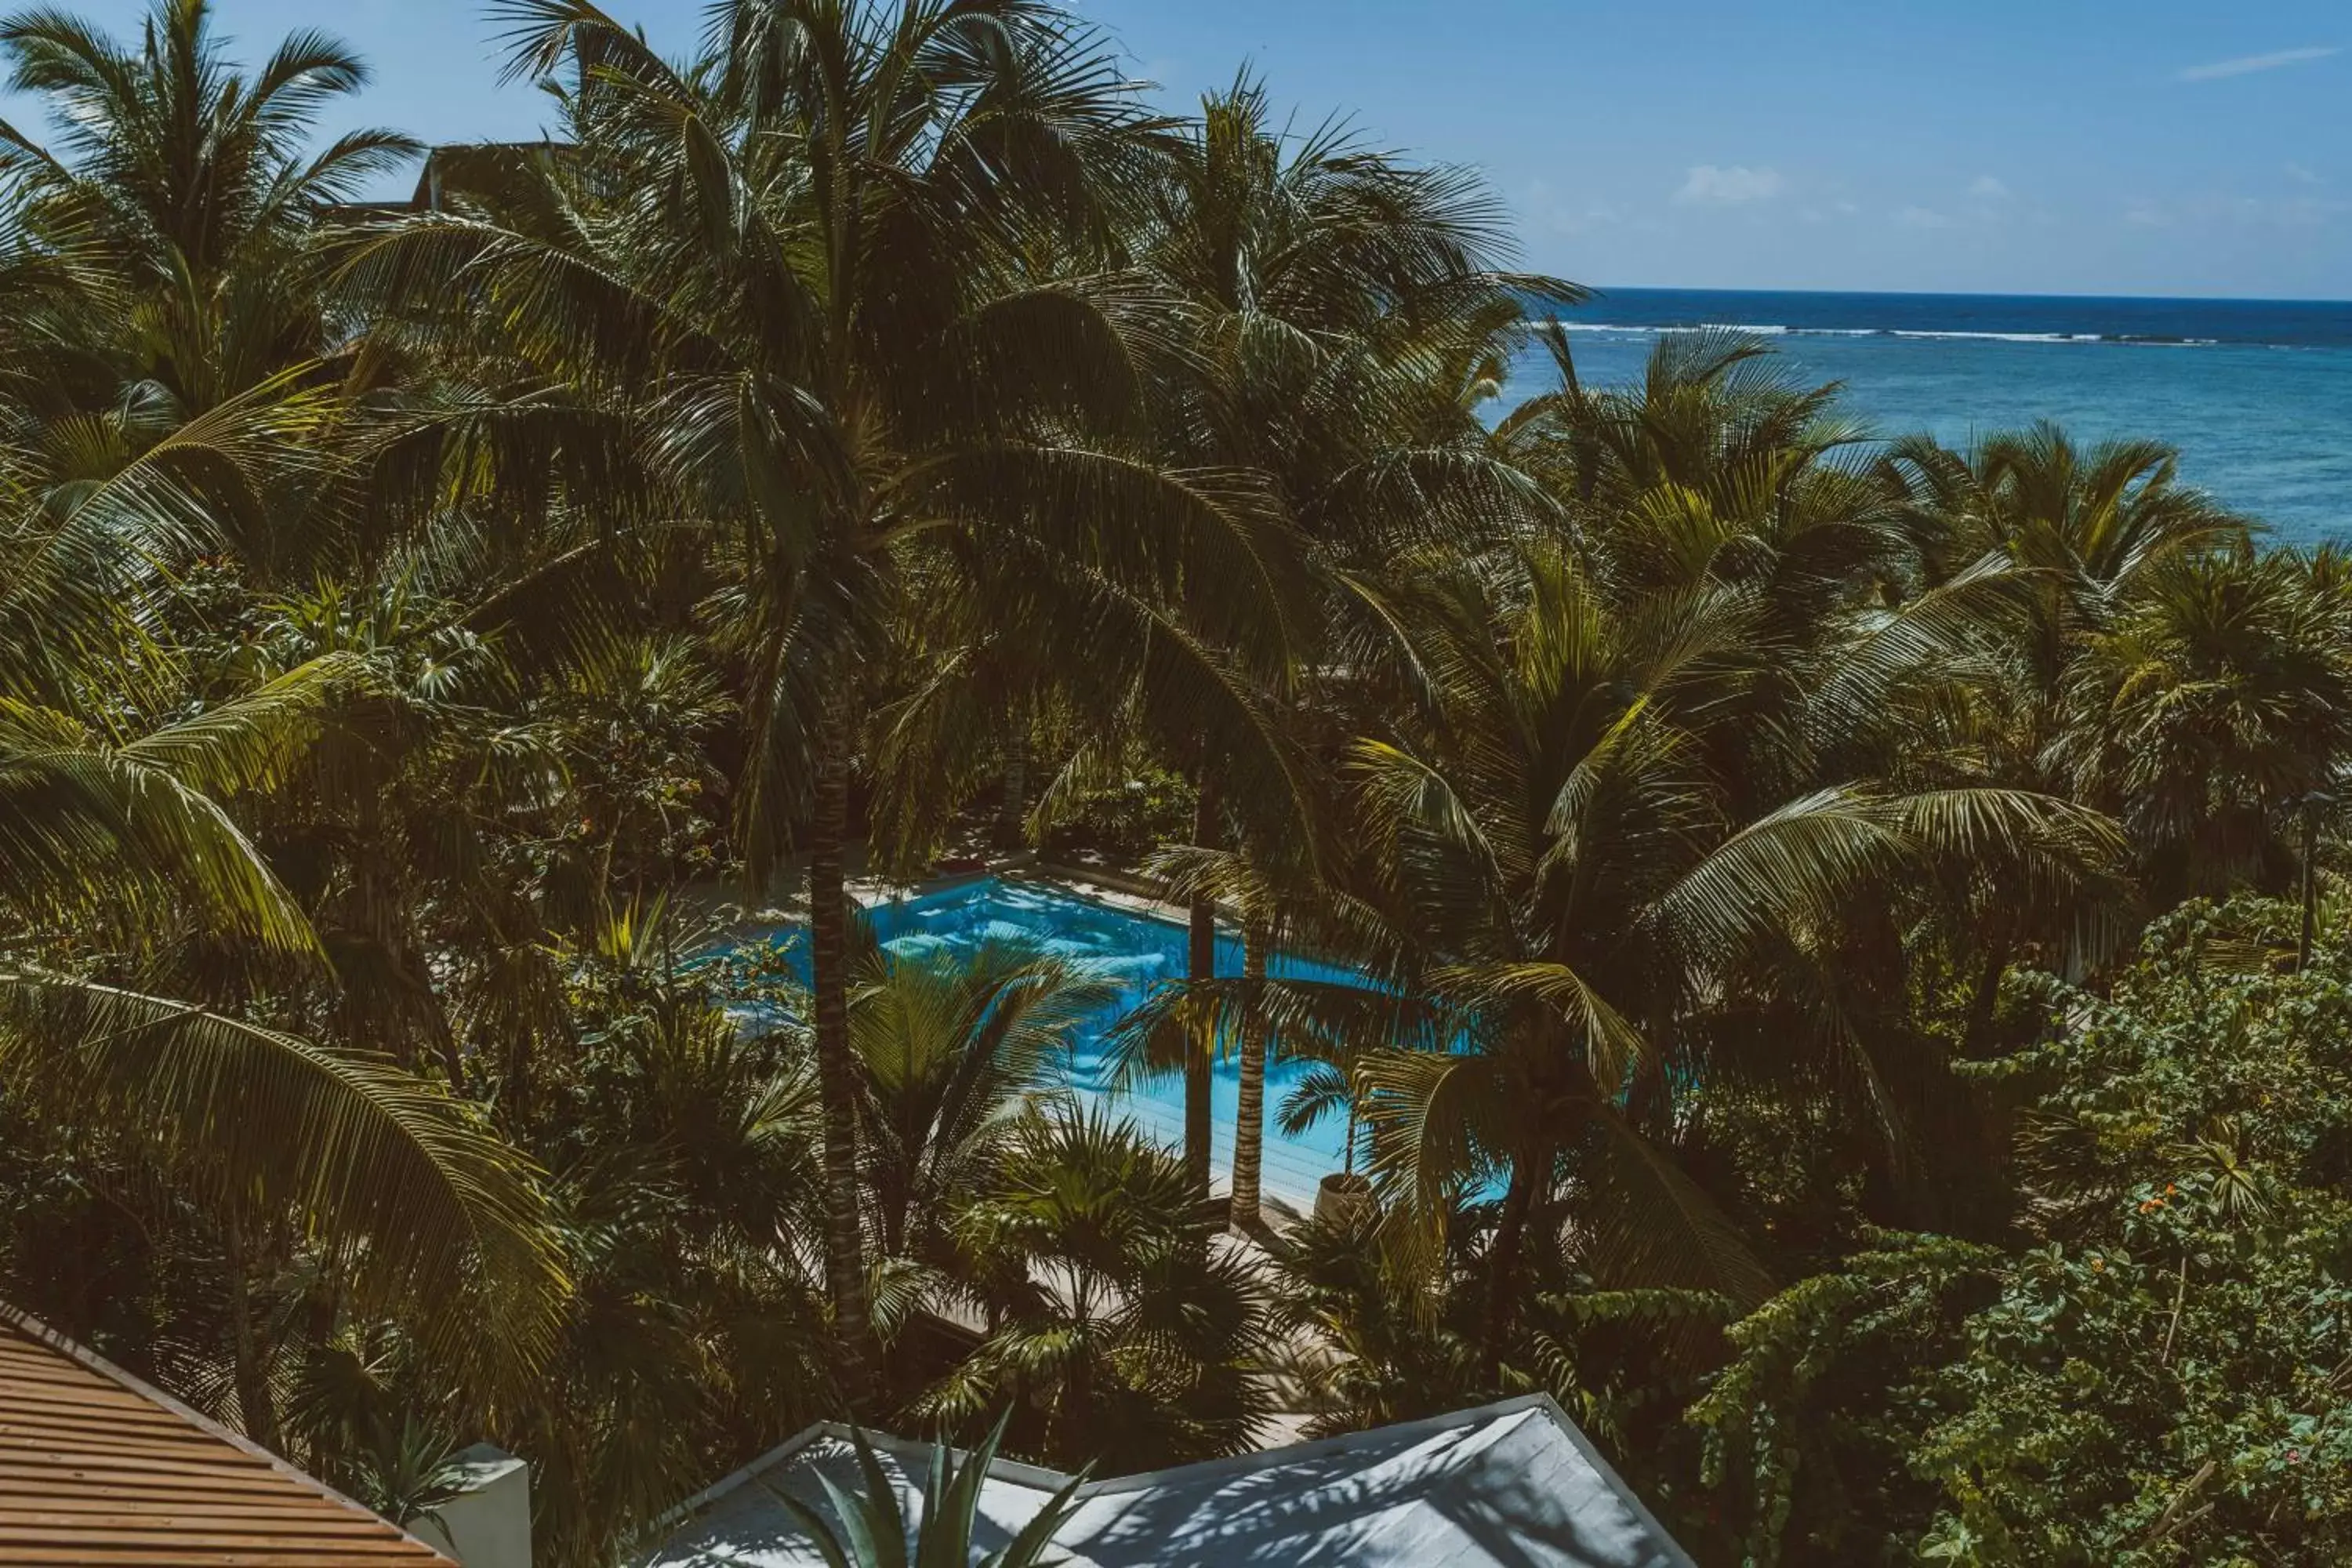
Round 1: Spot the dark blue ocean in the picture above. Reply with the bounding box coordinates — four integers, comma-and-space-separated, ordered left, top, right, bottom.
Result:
1505, 289, 2352, 546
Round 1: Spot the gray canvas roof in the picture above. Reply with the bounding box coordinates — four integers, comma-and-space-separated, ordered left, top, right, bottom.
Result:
635, 1395, 1693, 1568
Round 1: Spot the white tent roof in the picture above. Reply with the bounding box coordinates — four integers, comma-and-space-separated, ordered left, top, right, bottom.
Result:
635, 1396, 1693, 1568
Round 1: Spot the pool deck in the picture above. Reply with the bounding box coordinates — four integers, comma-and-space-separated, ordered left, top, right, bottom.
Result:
728, 852, 1199, 929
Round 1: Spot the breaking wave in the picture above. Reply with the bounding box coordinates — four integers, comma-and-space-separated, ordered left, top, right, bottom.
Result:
1556, 321, 2222, 347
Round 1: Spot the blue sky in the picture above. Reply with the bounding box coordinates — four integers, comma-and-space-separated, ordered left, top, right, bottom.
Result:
7, 0, 2350, 298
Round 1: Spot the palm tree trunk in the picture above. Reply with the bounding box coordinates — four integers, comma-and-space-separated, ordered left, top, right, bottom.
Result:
1231, 919, 1271, 1226
1963, 935, 2010, 1051
1479, 1142, 1548, 1386
2299, 796, 2321, 970
1185, 778, 1220, 1196
412, 963, 467, 1097
223, 1214, 281, 1450
808, 713, 879, 1409
1057, 1335, 1094, 1466
995, 710, 1030, 851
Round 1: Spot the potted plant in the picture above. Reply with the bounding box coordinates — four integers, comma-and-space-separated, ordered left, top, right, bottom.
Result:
1314, 1109, 1375, 1227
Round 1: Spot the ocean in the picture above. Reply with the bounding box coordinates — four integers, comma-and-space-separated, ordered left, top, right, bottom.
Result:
1504, 289, 2352, 547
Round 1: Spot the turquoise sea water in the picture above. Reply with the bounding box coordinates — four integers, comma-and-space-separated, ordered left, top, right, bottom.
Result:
1510, 289, 2352, 547
750, 878, 1359, 1205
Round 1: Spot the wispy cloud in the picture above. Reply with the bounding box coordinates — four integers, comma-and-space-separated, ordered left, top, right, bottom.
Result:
1969, 175, 2013, 200
2124, 191, 2351, 228
1896, 205, 1955, 229
1675, 165, 1786, 205
1520, 179, 1627, 235
2176, 45, 2337, 82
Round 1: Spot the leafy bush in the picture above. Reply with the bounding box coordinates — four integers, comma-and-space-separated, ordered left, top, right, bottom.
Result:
1693, 898, 2352, 1566
1036, 764, 1197, 866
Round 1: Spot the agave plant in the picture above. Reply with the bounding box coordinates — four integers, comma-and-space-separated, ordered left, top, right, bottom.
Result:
778, 1413, 1087, 1568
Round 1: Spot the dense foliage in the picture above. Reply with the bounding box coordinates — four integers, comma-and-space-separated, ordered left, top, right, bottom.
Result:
1693, 898, 2352, 1565
3, 2, 2350, 1563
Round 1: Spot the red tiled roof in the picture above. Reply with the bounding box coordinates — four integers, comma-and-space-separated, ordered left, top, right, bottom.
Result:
0, 1304, 452, 1566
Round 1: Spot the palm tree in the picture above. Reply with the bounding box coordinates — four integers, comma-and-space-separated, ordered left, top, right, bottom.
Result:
0, 0, 601, 1454
1874, 421, 2253, 978
1087, 74, 1581, 1196
1501, 328, 1902, 618
1336, 527, 2109, 1375
2056, 547, 2352, 904
0, 0, 418, 486
339, 0, 1312, 1403
0, 651, 567, 1414
502, 927, 830, 1566
0, 0, 414, 285
848, 939, 1116, 1264
1503, 337, 2136, 1034
1878, 422, 2250, 771
1887, 421, 2248, 608
1122, 845, 1304, 1230
930, 1109, 1274, 1470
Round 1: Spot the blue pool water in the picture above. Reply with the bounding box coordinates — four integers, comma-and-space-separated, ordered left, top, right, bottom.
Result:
1508, 289, 2352, 546
750, 877, 1359, 1205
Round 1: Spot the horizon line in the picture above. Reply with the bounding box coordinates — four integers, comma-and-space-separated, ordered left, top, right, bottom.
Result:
1566, 283, 2352, 307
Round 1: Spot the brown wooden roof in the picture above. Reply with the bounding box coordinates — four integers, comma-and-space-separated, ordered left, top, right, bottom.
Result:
0, 1304, 452, 1566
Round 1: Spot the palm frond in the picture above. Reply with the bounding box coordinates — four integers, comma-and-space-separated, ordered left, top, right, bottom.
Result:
0, 972, 568, 1387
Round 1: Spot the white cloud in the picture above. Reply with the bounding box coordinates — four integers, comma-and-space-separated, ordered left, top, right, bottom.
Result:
1551, 203, 1624, 235
1520, 180, 1625, 235
1674, 165, 1787, 205
1896, 205, 1955, 229
1969, 175, 2013, 200
2176, 45, 2338, 82
2286, 162, 2326, 186
2123, 191, 2351, 229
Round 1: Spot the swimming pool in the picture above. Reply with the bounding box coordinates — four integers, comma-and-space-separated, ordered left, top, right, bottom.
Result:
744, 877, 1357, 1207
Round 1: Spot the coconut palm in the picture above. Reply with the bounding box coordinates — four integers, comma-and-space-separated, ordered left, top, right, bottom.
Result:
338, 0, 1311, 1404
1497, 339, 2138, 1025
506, 938, 830, 1567
1887, 422, 2249, 608
0, 0, 414, 285
1879, 422, 2252, 767
0, 382, 573, 1414
1331, 528, 2114, 1374
2055, 546, 2352, 904
848, 939, 1117, 1264
1501, 328, 1904, 619
0, 651, 566, 1408
0, 0, 417, 458
1081, 75, 1580, 1196
0, 0, 604, 1456
1117, 845, 1319, 1231
1871, 423, 2255, 978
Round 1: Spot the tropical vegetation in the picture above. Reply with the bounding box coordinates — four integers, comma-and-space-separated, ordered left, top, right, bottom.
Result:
2, 2, 2350, 1563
